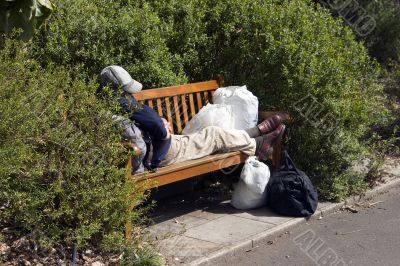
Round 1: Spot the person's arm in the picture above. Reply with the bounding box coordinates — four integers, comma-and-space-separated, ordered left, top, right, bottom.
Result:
118, 94, 168, 140
121, 142, 142, 155
160, 117, 172, 139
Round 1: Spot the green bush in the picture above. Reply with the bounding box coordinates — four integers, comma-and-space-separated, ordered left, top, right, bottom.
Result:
143, 0, 388, 199
31, 0, 187, 87
0, 40, 148, 250
360, 0, 400, 99
227, 1, 388, 199
385, 63, 400, 98
359, 0, 400, 66
313, 0, 400, 66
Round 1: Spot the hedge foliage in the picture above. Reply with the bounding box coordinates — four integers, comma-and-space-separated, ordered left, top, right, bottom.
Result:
137, 0, 388, 199
0, 0, 391, 256
31, 0, 187, 88
359, 0, 400, 66
0, 40, 149, 250
316, 0, 400, 97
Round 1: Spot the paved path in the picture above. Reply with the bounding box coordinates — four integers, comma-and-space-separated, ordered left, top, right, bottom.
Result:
146, 157, 400, 265
218, 185, 400, 266
147, 180, 314, 265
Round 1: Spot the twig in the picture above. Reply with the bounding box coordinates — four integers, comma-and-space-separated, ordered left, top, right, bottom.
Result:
369, 201, 384, 207
338, 229, 362, 235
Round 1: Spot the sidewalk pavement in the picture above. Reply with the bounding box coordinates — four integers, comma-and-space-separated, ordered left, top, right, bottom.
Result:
146, 157, 400, 266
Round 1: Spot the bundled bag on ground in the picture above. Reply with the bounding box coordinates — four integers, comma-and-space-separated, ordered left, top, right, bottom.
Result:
266, 151, 318, 217
212, 85, 258, 130
231, 156, 270, 210
182, 103, 234, 135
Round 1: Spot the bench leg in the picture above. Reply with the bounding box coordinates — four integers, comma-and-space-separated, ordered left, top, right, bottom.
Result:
125, 204, 135, 240
125, 157, 147, 240
125, 157, 134, 240
272, 136, 283, 171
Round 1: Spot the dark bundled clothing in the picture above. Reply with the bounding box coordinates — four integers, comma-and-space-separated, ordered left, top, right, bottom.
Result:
266, 151, 318, 217
119, 94, 171, 169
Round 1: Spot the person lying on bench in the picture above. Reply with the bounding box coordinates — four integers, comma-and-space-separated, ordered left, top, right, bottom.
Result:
99, 65, 286, 174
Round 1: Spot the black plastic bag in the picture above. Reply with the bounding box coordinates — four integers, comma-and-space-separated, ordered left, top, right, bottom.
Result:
266, 151, 318, 217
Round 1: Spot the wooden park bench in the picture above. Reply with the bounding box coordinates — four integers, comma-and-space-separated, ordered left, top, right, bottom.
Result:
125, 77, 285, 238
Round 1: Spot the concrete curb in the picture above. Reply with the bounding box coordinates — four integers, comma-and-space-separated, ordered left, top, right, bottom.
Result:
189, 177, 400, 266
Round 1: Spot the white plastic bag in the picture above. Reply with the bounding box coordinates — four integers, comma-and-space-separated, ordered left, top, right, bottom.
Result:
213, 85, 258, 130
182, 103, 234, 135
231, 156, 270, 210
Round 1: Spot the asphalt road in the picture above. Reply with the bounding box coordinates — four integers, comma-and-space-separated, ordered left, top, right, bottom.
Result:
219, 185, 400, 266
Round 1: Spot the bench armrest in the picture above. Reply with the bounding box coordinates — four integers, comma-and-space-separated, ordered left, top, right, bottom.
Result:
121, 142, 142, 156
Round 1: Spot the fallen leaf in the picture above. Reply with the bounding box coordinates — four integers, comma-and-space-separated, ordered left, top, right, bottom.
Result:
345, 206, 358, 213
82, 255, 92, 262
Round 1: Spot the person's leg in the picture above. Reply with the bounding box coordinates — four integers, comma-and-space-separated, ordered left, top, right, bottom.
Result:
243, 126, 261, 138
254, 124, 285, 160
244, 113, 287, 138
160, 126, 256, 166
160, 125, 285, 166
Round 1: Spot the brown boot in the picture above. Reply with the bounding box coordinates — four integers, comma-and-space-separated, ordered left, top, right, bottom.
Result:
257, 114, 287, 135
255, 124, 285, 160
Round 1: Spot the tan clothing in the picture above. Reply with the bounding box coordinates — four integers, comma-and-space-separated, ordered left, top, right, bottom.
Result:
160, 126, 256, 166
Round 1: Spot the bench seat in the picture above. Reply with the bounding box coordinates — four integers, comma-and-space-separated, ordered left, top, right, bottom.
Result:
132, 151, 249, 188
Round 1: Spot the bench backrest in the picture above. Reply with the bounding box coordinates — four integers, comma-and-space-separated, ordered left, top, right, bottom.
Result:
134, 79, 224, 134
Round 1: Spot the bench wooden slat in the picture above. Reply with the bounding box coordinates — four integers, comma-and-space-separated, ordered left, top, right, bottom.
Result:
203, 91, 209, 104
132, 152, 247, 187
173, 95, 182, 133
211, 90, 216, 98
164, 97, 174, 134
156, 98, 163, 117
147, 99, 153, 108
181, 95, 189, 125
196, 92, 203, 110
134, 80, 219, 101
132, 143, 277, 184
189, 93, 196, 118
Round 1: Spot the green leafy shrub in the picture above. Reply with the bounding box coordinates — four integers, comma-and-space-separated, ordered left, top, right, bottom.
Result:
356, 0, 400, 66
0, 40, 148, 249
359, 0, 400, 99
313, 0, 400, 66
385, 62, 400, 99
226, 1, 388, 200
143, 0, 388, 200
31, 0, 187, 88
